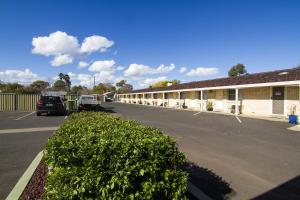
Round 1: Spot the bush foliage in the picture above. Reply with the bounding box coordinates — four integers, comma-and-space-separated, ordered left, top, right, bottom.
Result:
43, 112, 188, 199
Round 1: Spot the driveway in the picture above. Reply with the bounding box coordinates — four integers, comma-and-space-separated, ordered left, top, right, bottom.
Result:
0, 112, 65, 199
102, 102, 300, 200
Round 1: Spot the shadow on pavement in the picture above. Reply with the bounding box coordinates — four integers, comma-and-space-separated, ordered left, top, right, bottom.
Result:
184, 162, 233, 200
251, 175, 300, 200
100, 106, 116, 113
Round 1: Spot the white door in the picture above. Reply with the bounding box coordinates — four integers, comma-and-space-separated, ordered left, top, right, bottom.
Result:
215, 90, 224, 110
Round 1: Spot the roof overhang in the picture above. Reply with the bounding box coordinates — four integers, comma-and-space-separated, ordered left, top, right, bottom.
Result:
119, 80, 300, 95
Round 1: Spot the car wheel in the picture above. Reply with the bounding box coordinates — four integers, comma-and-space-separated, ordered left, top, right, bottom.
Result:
95, 105, 102, 111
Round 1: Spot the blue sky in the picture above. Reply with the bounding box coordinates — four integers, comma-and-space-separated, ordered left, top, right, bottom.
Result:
0, 0, 300, 89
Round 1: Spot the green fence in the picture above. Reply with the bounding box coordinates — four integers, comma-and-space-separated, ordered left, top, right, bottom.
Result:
0, 93, 80, 111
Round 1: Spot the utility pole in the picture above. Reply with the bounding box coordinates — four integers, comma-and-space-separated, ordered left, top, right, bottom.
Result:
93, 76, 96, 88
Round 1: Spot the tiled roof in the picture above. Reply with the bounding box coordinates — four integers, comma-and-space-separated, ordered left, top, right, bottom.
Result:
125, 67, 300, 94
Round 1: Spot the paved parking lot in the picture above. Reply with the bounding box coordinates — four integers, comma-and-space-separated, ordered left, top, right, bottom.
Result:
0, 111, 65, 199
102, 102, 300, 200
1, 104, 300, 200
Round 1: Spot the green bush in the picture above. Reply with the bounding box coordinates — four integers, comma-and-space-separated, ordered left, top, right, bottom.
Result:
43, 112, 188, 199
206, 101, 214, 111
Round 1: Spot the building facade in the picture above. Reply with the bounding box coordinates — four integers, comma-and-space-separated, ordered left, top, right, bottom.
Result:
117, 67, 300, 117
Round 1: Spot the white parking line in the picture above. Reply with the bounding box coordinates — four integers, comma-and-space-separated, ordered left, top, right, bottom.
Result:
236, 115, 242, 123
193, 111, 202, 115
0, 126, 59, 134
64, 115, 68, 119
15, 111, 36, 121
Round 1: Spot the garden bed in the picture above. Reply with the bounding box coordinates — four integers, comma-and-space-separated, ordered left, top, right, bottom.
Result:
15, 112, 232, 199
19, 160, 48, 200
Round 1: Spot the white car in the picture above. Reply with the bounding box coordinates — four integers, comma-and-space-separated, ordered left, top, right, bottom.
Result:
77, 95, 101, 111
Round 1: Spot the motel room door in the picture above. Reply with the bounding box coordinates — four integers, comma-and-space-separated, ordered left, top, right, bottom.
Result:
272, 87, 284, 115
215, 90, 224, 110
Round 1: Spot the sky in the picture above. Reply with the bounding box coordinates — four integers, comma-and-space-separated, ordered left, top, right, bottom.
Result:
0, 0, 300, 89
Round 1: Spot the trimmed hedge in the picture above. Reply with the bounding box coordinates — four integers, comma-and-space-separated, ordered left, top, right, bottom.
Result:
44, 112, 188, 199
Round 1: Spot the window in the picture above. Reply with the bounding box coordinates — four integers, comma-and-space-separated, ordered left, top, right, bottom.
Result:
228, 89, 236, 100
198, 91, 208, 100
228, 89, 243, 100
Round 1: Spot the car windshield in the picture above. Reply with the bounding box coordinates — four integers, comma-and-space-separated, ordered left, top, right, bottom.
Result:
82, 96, 95, 100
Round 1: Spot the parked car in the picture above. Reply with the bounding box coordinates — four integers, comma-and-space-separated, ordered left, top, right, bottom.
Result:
77, 95, 102, 111
36, 96, 66, 116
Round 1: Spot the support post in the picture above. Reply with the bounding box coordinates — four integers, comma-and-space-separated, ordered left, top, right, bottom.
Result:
162, 92, 165, 107
178, 92, 181, 109
235, 88, 239, 115
200, 90, 203, 111
143, 93, 145, 105
152, 93, 154, 106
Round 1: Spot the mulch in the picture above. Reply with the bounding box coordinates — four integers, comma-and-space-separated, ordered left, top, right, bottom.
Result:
19, 159, 48, 200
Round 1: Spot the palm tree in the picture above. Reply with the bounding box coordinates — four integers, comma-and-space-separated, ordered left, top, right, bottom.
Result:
64, 74, 71, 92
58, 73, 64, 81
57, 73, 71, 92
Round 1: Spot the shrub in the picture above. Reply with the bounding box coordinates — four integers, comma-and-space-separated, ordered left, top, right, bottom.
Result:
206, 101, 214, 111
43, 112, 188, 199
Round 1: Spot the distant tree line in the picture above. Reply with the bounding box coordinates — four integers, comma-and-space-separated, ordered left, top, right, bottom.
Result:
0, 73, 133, 95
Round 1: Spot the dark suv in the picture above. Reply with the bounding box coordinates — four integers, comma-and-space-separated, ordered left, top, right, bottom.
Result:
36, 96, 66, 116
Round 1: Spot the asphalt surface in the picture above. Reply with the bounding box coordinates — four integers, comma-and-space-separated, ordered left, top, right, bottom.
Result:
0, 111, 65, 199
102, 102, 300, 200
1, 104, 300, 200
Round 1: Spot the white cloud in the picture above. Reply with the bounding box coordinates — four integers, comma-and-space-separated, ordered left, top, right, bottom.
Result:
124, 64, 152, 77
67, 71, 116, 87
67, 72, 93, 86
51, 54, 73, 67
32, 31, 79, 56
0, 69, 41, 84
155, 64, 175, 73
80, 35, 114, 53
32, 31, 114, 67
179, 67, 187, 73
124, 63, 175, 77
95, 71, 115, 83
186, 67, 219, 76
88, 60, 116, 72
78, 61, 89, 69
140, 76, 167, 87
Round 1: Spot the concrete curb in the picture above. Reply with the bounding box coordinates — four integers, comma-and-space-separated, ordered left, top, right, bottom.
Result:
188, 182, 213, 200
5, 151, 43, 200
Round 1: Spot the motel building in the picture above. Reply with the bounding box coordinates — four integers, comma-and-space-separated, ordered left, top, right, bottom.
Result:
117, 67, 300, 119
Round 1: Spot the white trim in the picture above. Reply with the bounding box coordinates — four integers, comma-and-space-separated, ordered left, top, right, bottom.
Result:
120, 80, 300, 95
269, 87, 272, 115
235, 88, 239, 115
284, 86, 287, 116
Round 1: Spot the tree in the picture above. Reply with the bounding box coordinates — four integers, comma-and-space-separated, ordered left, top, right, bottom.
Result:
104, 83, 116, 93
53, 80, 66, 91
116, 80, 133, 93
116, 80, 126, 88
228, 63, 247, 77
93, 83, 107, 94
30, 80, 50, 93
0, 83, 24, 93
150, 79, 181, 88
64, 74, 71, 92
58, 73, 71, 91
121, 83, 133, 93
71, 85, 85, 93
